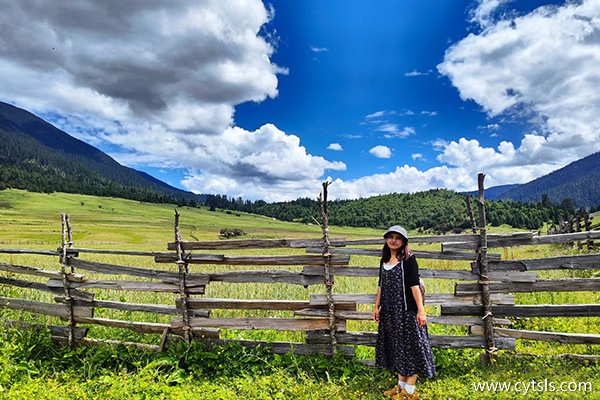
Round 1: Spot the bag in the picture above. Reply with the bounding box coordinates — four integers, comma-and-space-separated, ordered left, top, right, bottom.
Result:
419, 278, 426, 305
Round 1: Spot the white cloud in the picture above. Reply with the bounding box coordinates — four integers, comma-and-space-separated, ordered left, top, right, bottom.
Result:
327, 143, 343, 151
327, 165, 475, 200
470, 0, 513, 29
382, 126, 416, 139
0, 0, 351, 201
479, 123, 501, 131
310, 46, 329, 52
365, 110, 395, 119
369, 145, 392, 159
437, 0, 600, 180
405, 70, 432, 77
412, 153, 423, 161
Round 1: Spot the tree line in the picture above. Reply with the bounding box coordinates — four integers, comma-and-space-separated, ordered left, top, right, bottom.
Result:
204, 190, 597, 233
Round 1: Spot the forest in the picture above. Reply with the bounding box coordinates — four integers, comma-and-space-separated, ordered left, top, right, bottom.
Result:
204, 190, 596, 233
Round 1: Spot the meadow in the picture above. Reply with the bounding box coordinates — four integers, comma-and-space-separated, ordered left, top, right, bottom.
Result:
0, 189, 598, 399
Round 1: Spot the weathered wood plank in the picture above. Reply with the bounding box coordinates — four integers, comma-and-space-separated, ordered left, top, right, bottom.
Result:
310, 293, 376, 305
294, 309, 370, 319
197, 337, 355, 356
306, 331, 515, 350
74, 316, 171, 334
155, 254, 350, 266
309, 293, 513, 306
48, 278, 204, 294
0, 248, 59, 256
167, 238, 346, 251
442, 304, 600, 317
206, 270, 324, 286
0, 276, 93, 300
70, 259, 208, 285
306, 247, 501, 261
0, 296, 68, 317
302, 265, 535, 282
471, 326, 600, 345
66, 248, 171, 257
182, 298, 310, 311
532, 231, 600, 245
0, 295, 92, 318
442, 232, 535, 251
4, 320, 89, 340
174, 317, 344, 331
0, 262, 84, 282
179, 298, 356, 311
428, 316, 512, 326
300, 315, 511, 325
481, 254, 600, 272
56, 298, 210, 317
455, 278, 600, 295
343, 233, 531, 246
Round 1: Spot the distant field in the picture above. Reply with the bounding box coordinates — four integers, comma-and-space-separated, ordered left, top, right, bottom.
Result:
1, 189, 599, 399
0, 189, 384, 247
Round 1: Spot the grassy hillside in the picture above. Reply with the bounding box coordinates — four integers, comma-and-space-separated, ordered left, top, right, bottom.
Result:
1, 189, 599, 399
0, 189, 382, 246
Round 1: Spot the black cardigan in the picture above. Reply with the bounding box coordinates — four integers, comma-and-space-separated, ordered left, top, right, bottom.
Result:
378, 254, 421, 312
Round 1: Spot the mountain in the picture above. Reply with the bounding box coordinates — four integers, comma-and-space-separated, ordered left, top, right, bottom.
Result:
0, 101, 202, 205
497, 151, 600, 208
463, 184, 521, 200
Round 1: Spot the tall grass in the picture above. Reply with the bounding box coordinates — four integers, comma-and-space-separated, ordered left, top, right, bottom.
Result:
1, 189, 599, 399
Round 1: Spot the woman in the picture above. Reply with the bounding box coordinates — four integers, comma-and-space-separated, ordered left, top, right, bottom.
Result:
373, 225, 435, 400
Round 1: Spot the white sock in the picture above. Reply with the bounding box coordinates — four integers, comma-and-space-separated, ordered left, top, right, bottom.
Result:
398, 380, 407, 389
405, 384, 415, 395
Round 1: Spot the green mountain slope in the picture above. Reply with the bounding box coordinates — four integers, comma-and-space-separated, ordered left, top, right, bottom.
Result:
497, 151, 600, 207
0, 102, 201, 205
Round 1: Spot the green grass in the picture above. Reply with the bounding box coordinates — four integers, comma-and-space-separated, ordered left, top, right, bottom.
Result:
1, 189, 599, 399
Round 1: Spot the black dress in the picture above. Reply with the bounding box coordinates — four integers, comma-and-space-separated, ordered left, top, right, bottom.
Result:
375, 255, 436, 378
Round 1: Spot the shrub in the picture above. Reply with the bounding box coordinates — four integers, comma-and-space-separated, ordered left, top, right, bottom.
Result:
219, 228, 246, 239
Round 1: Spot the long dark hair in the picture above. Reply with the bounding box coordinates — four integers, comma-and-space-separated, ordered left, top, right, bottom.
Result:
380, 240, 411, 264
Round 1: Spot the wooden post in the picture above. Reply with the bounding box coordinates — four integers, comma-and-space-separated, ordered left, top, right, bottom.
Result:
465, 196, 477, 234
476, 174, 497, 362
318, 181, 337, 355
60, 213, 75, 347
174, 209, 191, 343
583, 212, 594, 250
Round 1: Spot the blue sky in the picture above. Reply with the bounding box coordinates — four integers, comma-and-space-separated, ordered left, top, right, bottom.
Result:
1, 0, 599, 201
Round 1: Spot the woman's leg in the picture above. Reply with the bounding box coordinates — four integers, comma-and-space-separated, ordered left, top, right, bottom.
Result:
404, 374, 419, 398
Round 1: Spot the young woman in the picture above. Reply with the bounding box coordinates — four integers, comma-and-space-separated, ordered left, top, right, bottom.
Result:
373, 226, 435, 400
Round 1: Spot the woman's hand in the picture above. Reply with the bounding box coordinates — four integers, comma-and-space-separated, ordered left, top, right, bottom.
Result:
416, 310, 427, 327
372, 307, 380, 322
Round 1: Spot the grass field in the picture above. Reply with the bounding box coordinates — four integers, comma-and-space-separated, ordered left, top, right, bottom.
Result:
0, 189, 599, 399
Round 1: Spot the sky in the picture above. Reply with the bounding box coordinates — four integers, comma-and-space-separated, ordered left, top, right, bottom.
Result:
1, 0, 599, 202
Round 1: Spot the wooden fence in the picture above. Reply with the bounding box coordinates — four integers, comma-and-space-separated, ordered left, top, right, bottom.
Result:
1, 181, 600, 361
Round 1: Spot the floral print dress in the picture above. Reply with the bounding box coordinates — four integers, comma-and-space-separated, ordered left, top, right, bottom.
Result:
375, 259, 436, 378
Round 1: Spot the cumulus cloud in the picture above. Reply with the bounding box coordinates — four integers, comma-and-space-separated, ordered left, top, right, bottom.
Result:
328, 165, 475, 199
0, 0, 349, 200
469, 0, 513, 29
438, 0, 600, 182
369, 145, 392, 159
327, 143, 343, 151
381, 126, 416, 139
